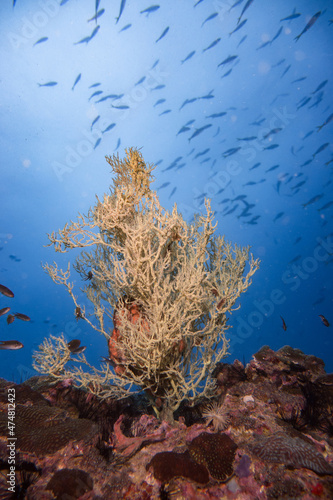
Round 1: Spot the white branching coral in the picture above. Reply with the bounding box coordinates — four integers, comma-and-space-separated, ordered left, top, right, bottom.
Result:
33, 148, 259, 421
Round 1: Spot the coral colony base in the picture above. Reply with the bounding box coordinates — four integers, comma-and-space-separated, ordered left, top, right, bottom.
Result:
33, 148, 259, 421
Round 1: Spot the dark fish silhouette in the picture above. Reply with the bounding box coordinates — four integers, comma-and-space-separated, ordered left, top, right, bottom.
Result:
218, 55, 238, 67
156, 26, 169, 43
154, 98, 166, 107
230, 19, 247, 36
280, 316, 287, 331
181, 51, 196, 64
319, 314, 329, 327
74, 26, 100, 45
140, 5, 160, 16
0, 307, 10, 317
312, 142, 329, 158
14, 313, 31, 321
67, 339, 81, 352
270, 26, 283, 43
273, 212, 284, 222
237, 136, 257, 141
33, 37, 48, 46
94, 138, 102, 149
223, 147, 241, 157
179, 98, 197, 110
0, 284, 14, 298
88, 8, 105, 23
249, 162, 261, 170
119, 23, 132, 32
90, 115, 100, 130
195, 148, 210, 159
297, 97, 311, 110
302, 193, 324, 208
237, 0, 254, 25
281, 64, 291, 78
294, 11, 321, 42
229, 0, 245, 13
0, 340, 23, 350
206, 111, 227, 118
88, 90, 103, 101
317, 113, 333, 132
116, 0, 126, 24
72, 73, 81, 91
177, 125, 190, 135
263, 128, 282, 139
203, 38, 221, 52
157, 182, 171, 190
188, 124, 212, 142
112, 104, 129, 110
312, 80, 328, 94
114, 138, 121, 151
38, 81, 58, 87
102, 123, 116, 133
89, 25, 100, 41
135, 76, 146, 86
202, 12, 218, 27
7, 315, 15, 325
317, 201, 333, 211
280, 11, 301, 22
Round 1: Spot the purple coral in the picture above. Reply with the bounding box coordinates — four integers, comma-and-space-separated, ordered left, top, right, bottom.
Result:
236, 454, 251, 478
250, 432, 333, 475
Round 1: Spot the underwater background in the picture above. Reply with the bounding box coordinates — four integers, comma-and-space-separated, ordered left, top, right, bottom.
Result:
0, 0, 332, 382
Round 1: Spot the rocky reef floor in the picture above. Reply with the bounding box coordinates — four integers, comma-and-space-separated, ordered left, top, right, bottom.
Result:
0, 345, 332, 499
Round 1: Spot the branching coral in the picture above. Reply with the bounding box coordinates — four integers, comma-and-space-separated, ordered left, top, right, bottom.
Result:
33, 148, 259, 420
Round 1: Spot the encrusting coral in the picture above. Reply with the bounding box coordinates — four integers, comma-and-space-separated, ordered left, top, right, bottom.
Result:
33, 148, 259, 420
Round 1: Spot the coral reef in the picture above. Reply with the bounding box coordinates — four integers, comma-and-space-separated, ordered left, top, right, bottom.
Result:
188, 432, 238, 481
250, 431, 333, 475
33, 148, 258, 419
0, 346, 332, 499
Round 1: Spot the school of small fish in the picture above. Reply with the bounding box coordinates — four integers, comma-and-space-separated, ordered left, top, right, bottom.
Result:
5, 0, 332, 351
0, 284, 30, 350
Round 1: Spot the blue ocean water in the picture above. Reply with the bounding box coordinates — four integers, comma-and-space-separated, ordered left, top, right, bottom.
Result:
0, 0, 332, 383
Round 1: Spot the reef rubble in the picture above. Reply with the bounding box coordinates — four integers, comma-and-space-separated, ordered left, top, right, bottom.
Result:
0, 345, 332, 499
